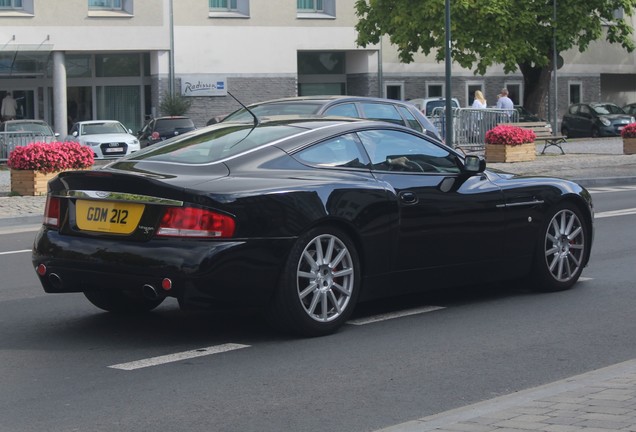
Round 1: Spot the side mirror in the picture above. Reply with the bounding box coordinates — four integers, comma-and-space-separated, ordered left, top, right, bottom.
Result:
72, 131, 78, 137
464, 155, 486, 174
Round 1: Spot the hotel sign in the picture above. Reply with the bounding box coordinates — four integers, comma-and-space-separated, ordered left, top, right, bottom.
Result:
180, 75, 227, 97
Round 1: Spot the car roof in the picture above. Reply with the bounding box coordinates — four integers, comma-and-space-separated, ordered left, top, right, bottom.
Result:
245, 95, 416, 107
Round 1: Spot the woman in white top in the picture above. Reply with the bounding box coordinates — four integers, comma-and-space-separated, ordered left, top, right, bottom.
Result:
471, 90, 487, 108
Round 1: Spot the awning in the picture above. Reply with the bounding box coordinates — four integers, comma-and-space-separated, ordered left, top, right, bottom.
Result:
0, 44, 53, 77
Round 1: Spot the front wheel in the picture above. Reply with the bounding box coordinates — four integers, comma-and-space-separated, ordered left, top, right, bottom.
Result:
530, 203, 590, 292
266, 226, 360, 337
84, 289, 164, 313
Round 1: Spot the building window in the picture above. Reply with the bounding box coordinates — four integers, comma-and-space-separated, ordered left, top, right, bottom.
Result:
210, 0, 237, 10
0, 0, 22, 8
298, 0, 322, 11
297, 0, 335, 19
427, 84, 443, 98
89, 0, 122, 9
88, 0, 133, 16
96, 53, 140, 77
0, 0, 32, 15
569, 82, 582, 105
209, 0, 249, 18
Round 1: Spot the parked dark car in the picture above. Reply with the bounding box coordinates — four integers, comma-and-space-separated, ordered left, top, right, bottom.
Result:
560, 103, 635, 138
33, 116, 594, 337
137, 116, 196, 147
623, 103, 636, 116
221, 95, 442, 141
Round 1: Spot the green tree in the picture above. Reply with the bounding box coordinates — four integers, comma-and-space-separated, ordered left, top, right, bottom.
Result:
159, 91, 192, 116
355, 0, 636, 116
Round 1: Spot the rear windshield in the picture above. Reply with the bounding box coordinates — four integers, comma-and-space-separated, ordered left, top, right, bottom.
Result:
155, 118, 195, 132
128, 124, 304, 164
223, 102, 324, 122
6, 122, 53, 135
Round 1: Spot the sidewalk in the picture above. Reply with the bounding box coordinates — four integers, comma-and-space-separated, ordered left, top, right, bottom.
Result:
377, 359, 636, 432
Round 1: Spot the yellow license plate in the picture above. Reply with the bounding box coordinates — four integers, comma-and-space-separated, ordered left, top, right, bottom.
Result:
76, 200, 145, 234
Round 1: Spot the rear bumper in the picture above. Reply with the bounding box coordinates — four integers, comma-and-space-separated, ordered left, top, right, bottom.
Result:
32, 227, 295, 308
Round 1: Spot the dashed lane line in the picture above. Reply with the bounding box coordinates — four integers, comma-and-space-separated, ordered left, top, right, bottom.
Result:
595, 208, 636, 218
0, 249, 31, 256
108, 343, 251, 371
348, 305, 446, 326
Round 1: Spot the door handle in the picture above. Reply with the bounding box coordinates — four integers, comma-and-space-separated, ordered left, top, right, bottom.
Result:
399, 191, 418, 205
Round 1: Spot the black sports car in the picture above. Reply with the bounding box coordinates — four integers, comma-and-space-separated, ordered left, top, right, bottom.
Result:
32, 116, 594, 337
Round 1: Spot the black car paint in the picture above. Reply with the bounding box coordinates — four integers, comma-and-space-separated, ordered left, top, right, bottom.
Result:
33, 119, 593, 316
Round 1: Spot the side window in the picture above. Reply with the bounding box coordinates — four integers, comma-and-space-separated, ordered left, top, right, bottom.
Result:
359, 103, 405, 126
396, 106, 423, 132
357, 129, 460, 174
579, 105, 591, 117
294, 133, 368, 169
323, 103, 359, 118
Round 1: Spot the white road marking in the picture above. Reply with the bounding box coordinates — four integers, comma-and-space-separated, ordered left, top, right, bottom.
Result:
595, 208, 636, 218
108, 343, 250, 371
0, 249, 31, 256
579, 277, 593, 281
348, 305, 445, 326
589, 185, 636, 194
0, 225, 41, 235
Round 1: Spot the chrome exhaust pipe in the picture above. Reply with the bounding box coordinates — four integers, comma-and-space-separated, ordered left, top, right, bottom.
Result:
142, 284, 159, 300
49, 273, 63, 290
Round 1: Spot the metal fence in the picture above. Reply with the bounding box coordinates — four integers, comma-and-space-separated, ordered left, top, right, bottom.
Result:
429, 108, 519, 151
0, 132, 56, 162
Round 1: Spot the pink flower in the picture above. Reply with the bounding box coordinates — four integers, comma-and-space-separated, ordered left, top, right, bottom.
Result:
7, 142, 95, 174
621, 123, 636, 139
485, 125, 536, 146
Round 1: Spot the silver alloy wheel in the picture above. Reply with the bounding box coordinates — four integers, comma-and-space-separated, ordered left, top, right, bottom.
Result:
296, 234, 355, 322
544, 209, 586, 282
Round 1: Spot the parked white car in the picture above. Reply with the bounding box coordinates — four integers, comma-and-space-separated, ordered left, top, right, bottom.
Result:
67, 120, 140, 159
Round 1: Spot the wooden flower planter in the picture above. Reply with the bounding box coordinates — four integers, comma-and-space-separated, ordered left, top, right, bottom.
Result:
10, 169, 61, 196
485, 142, 536, 163
623, 137, 636, 155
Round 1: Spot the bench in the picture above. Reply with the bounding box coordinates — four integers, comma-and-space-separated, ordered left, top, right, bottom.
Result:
499, 121, 567, 155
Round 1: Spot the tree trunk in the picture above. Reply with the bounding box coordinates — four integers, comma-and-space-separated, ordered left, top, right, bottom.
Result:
519, 62, 553, 120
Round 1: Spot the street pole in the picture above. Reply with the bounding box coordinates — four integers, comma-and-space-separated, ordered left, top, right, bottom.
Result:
552, 0, 558, 136
444, 0, 453, 146
169, 0, 175, 96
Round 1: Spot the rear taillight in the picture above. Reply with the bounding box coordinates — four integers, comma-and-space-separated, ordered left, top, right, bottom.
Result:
157, 207, 235, 238
43, 196, 60, 228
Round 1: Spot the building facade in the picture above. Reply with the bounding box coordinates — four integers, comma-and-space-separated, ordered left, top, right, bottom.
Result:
1, 0, 635, 138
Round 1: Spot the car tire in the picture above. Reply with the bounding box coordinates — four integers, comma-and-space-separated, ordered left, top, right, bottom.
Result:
561, 125, 570, 138
529, 202, 590, 292
266, 226, 360, 337
591, 127, 600, 138
84, 289, 165, 313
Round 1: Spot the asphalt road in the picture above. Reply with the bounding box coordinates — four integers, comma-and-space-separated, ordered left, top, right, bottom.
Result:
0, 185, 635, 432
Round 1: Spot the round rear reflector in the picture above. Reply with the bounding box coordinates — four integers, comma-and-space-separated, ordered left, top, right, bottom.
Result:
161, 278, 172, 291
36, 264, 47, 276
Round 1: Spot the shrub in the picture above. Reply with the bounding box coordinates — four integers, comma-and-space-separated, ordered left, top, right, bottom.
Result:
620, 122, 636, 139
485, 125, 536, 146
7, 142, 95, 174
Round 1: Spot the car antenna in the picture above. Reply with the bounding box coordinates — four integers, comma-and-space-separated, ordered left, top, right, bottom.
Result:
227, 91, 259, 127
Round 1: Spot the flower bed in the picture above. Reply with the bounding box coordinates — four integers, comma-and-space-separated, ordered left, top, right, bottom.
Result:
8, 142, 94, 195
7, 141, 94, 173
621, 123, 636, 155
485, 125, 536, 146
484, 125, 537, 162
